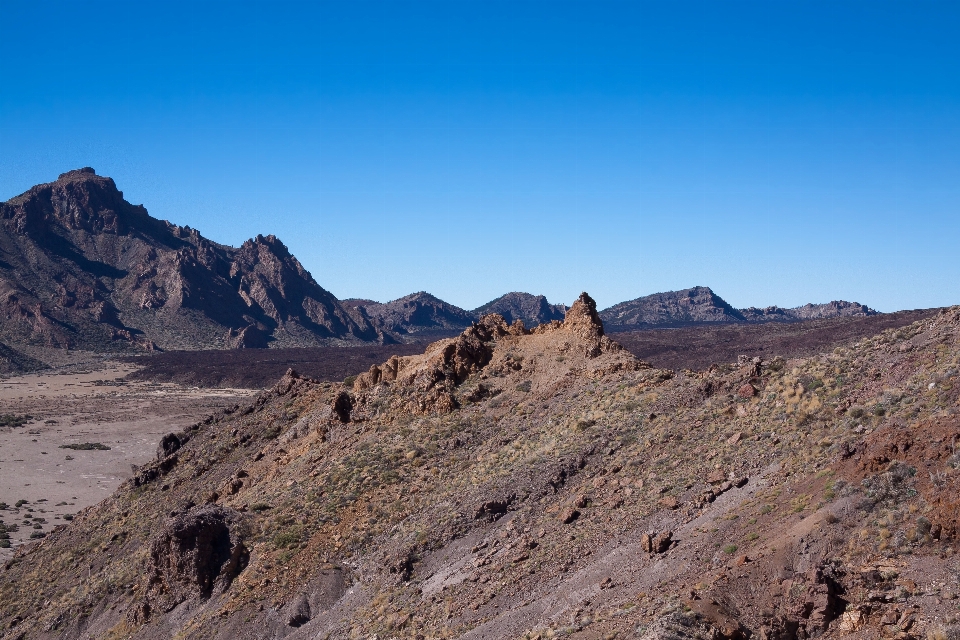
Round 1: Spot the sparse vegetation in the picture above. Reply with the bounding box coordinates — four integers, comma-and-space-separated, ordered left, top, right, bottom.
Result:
58, 442, 111, 451
0, 414, 32, 428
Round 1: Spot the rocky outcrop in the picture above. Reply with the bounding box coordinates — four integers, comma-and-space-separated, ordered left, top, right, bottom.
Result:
348, 294, 634, 415
226, 325, 268, 349
143, 505, 248, 615
0, 169, 377, 350
351, 313, 519, 413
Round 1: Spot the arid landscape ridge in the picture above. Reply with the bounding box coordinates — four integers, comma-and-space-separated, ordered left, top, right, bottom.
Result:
0, 169, 883, 372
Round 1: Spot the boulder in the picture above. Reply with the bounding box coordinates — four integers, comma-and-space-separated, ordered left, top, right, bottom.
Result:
144, 505, 248, 614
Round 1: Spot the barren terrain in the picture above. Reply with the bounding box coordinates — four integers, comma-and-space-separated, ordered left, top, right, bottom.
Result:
2, 299, 959, 640
0, 366, 254, 560
121, 344, 428, 389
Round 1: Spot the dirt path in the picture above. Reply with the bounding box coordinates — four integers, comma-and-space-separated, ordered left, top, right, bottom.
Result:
0, 364, 256, 560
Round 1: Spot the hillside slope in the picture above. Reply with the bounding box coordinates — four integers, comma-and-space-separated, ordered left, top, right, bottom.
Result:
0, 169, 379, 351
600, 286, 877, 330
3, 294, 960, 639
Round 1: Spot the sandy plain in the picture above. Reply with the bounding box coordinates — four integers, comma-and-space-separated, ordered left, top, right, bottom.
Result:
0, 363, 255, 560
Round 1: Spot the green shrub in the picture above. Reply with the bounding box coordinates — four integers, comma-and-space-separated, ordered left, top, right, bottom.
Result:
722, 544, 738, 554
59, 442, 111, 451
0, 414, 32, 427
273, 526, 303, 549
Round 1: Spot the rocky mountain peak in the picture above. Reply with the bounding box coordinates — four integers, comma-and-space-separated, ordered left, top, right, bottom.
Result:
563, 291, 605, 340
57, 166, 97, 180
2, 166, 150, 237
0, 170, 376, 350
599, 286, 745, 329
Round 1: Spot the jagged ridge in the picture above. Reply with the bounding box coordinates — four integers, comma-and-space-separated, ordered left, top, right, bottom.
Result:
0, 169, 379, 350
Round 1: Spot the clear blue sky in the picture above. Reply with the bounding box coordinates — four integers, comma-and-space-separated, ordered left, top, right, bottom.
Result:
2, 1, 959, 312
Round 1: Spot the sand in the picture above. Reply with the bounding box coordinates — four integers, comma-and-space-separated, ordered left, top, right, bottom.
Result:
0, 364, 255, 560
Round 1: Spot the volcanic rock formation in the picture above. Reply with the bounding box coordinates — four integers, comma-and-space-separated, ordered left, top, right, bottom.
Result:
599, 286, 745, 328
3, 296, 960, 639
600, 286, 876, 330
344, 292, 476, 337
0, 169, 378, 350
472, 292, 567, 327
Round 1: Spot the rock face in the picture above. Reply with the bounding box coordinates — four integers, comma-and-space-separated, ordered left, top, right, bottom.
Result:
225, 325, 268, 349
600, 286, 876, 330
0, 169, 377, 350
472, 292, 566, 327
144, 505, 248, 614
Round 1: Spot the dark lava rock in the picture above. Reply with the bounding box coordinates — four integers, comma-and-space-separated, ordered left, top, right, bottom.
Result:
145, 505, 248, 613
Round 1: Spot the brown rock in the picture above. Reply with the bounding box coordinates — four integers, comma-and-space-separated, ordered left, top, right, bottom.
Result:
653, 531, 673, 553
658, 495, 679, 510
737, 384, 756, 398
641, 532, 654, 553
642, 531, 673, 554
707, 470, 727, 484
559, 508, 581, 524
225, 325, 268, 349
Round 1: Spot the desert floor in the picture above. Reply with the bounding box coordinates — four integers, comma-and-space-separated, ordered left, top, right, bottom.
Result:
0, 363, 254, 560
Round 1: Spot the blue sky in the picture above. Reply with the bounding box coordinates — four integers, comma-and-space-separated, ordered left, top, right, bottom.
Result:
2, 1, 959, 312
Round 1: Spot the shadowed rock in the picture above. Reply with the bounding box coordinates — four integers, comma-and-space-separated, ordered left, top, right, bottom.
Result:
144, 505, 248, 615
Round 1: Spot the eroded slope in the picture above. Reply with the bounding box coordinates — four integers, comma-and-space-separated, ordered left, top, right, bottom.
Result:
2, 295, 960, 640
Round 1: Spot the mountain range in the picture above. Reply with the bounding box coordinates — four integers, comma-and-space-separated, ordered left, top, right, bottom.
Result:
0, 169, 876, 355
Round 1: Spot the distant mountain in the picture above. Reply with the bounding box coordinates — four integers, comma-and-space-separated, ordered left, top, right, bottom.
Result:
472, 292, 567, 327
344, 292, 475, 336
599, 286, 744, 328
0, 170, 883, 356
344, 291, 568, 338
0, 168, 380, 351
600, 286, 877, 330
740, 300, 877, 322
